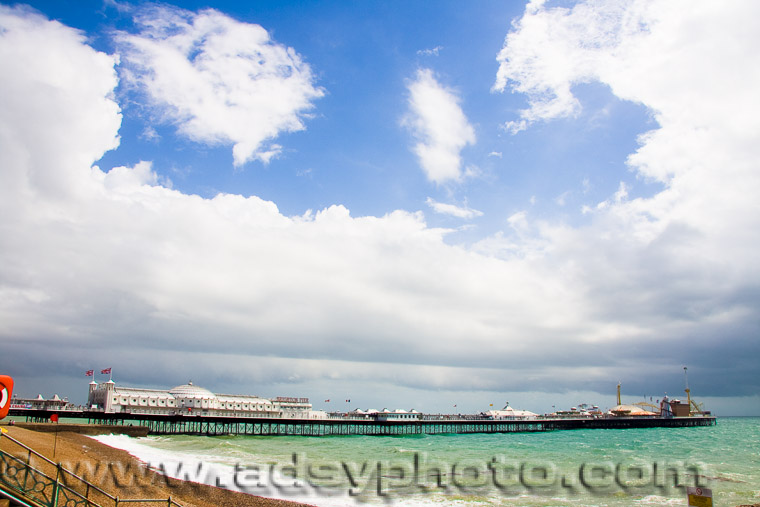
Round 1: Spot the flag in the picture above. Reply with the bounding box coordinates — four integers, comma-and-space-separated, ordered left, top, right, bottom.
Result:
101, 368, 111, 374
85, 370, 94, 377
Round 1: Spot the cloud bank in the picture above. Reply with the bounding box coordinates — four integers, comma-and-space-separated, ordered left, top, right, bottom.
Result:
485, 0, 760, 395
1, 1, 758, 411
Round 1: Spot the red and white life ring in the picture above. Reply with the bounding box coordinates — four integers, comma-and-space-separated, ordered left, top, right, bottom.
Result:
0, 375, 14, 419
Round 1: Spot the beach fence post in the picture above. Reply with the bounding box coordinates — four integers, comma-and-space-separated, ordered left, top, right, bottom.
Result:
52, 462, 62, 506
23, 447, 31, 491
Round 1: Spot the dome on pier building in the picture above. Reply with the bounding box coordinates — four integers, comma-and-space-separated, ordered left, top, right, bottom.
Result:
169, 382, 219, 410
169, 382, 216, 399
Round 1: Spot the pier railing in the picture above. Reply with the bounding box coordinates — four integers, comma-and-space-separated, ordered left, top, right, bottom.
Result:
0, 431, 184, 507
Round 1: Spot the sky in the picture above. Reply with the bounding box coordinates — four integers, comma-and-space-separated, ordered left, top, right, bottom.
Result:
1, 0, 758, 416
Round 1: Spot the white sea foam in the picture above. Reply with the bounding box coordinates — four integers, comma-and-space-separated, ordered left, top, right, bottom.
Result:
87, 434, 609, 506
89, 428, 751, 507
89, 435, 554, 507
90, 434, 425, 507
632, 495, 684, 505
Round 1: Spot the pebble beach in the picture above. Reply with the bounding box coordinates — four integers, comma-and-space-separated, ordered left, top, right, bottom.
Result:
0, 424, 313, 507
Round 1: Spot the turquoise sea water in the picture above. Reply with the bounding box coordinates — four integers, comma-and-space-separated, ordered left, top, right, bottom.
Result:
95, 417, 759, 506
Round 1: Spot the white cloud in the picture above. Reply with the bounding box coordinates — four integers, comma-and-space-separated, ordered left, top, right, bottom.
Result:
425, 197, 483, 219
507, 210, 529, 231
0, 5, 121, 202
417, 46, 443, 57
493, 0, 645, 133
116, 5, 324, 166
555, 190, 571, 206
494, 0, 760, 251
404, 68, 476, 184
140, 126, 160, 142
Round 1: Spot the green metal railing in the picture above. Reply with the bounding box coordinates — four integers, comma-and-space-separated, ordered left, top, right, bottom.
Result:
0, 431, 183, 507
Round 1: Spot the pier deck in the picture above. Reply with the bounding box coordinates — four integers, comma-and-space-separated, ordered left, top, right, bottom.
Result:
9, 410, 716, 436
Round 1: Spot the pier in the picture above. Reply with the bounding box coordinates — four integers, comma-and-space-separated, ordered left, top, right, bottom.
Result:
10, 409, 716, 436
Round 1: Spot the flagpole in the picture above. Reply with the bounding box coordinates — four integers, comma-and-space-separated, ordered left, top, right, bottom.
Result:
52, 414, 59, 457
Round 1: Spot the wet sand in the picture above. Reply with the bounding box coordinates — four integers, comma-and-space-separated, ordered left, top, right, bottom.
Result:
0, 425, 314, 507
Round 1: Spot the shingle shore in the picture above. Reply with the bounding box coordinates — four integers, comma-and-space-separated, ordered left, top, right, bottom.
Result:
0, 425, 314, 507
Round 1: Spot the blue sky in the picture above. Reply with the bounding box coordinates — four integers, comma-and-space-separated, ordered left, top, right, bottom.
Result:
38, 0, 656, 231
1, 0, 759, 415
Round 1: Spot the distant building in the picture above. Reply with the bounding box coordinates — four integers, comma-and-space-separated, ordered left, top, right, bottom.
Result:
373, 408, 422, 421
11, 393, 73, 411
668, 398, 691, 417
341, 408, 421, 420
549, 403, 603, 419
87, 380, 312, 418
486, 402, 538, 420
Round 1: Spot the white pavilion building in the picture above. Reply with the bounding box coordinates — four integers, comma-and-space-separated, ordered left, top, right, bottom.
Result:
486, 402, 538, 420
87, 380, 312, 418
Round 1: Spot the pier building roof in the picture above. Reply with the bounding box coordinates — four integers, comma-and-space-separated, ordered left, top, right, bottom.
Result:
114, 387, 175, 399
608, 404, 658, 416
169, 382, 217, 400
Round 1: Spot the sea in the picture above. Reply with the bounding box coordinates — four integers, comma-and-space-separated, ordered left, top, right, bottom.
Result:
92, 416, 759, 507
